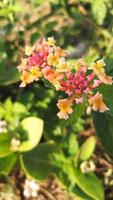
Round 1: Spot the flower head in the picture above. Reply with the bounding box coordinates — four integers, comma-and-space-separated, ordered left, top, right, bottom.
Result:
42, 66, 64, 90
57, 98, 73, 119
20, 71, 33, 87
47, 52, 59, 66
30, 67, 42, 81
92, 58, 106, 75
56, 57, 69, 72
89, 92, 109, 112
17, 37, 113, 120
92, 59, 112, 85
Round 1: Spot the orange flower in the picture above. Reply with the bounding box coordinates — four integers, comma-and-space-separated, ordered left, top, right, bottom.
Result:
42, 67, 63, 90
89, 92, 109, 113
20, 71, 33, 87
57, 99, 73, 119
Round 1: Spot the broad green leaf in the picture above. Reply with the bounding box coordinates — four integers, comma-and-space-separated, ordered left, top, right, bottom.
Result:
19, 117, 43, 152
53, 152, 102, 199
77, 136, 96, 162
0, 133, 12, 158
0, 66, 19, 86
93, 112, 113, 157
74, 168, 104, 200
0, 154, 17, 175
21, 142, 59, 180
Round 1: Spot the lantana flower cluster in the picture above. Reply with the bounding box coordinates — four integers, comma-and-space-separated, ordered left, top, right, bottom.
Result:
18, 37, 113, 120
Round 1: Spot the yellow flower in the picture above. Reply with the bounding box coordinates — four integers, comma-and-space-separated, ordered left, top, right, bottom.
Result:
25, 46, 34, 56
89, 92, 109, 113
56, 58, 69, 72
92, 59, 106, 75
20, 71, 33, 87
57, 99, 73, 119
30, 67, 42, 81
92, 59, 113, 85
47, 53, 59, 66
47, 37, 56, 46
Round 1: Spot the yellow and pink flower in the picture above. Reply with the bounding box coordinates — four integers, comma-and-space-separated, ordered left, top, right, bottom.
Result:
20, 71, 33, 87
89, 92, 109, 113
42, 66, 64, 90
57, 98, 73, 119
92, 59, 113, 85
17, 37, 113, 119
47, 52, 59, 66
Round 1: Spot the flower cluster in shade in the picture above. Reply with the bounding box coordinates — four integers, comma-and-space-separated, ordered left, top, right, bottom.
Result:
18, 37, 113, 120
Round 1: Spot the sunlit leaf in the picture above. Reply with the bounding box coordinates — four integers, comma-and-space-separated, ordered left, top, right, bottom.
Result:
19, 117, 44, 152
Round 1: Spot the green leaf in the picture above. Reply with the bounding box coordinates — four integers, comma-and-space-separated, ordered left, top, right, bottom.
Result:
74, 168, 104, 200
0, 133, 12, 158
72, 186, 93, 200
0, 154, 17, 175
21, 142, 59, 180
19, 117, 44, 152
13, 102, 28, 116
92, 0, 107, 25
93, 112, 113, 157
0, 105, 5, 119
77, 136, 96, 163
4, 98, 13, 122
0, 66, 19, 86
68, 133, 79, 155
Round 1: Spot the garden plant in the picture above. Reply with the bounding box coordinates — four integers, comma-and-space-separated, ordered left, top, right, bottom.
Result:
0, 0, 113, 200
